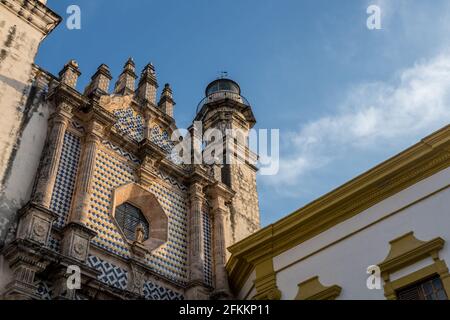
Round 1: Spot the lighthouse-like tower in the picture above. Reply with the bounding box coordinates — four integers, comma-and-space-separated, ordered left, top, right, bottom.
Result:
195, 78, 260, 251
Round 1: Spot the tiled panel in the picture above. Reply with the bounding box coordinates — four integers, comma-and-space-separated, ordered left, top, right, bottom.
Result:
47, 234, 61, 253
86, 148, 135, 258
202, 209, 213, 287
35, 280, 53, 300
87, 255, 128, 290
143, 280, 184, 300
157, 170, 187, 192
114, 108, 144, 142
50, 131, 81, 228
147, 179, 189, 284
86, 142, 189, 283
150, 125, 173, 153
150, 125, 186, 166
102, 141, 141, 164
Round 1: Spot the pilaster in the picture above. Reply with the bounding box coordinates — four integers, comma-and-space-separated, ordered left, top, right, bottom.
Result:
70, 121, 103, 224
32, 102, 72, 208
207, 182, 234, 299
253, 258, 281, 300
188, 181, 206, 284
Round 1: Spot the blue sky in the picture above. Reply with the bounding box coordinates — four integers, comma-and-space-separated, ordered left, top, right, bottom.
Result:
39, 0, 450, 226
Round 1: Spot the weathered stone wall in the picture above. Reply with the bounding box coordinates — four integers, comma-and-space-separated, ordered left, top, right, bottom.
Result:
200, 106, 261, 257
0, 1, 59, 244
228, 163, 260, 244
0, 254, 12, 296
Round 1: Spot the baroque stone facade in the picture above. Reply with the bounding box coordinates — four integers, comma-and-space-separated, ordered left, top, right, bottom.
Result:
0, 0, 260, 300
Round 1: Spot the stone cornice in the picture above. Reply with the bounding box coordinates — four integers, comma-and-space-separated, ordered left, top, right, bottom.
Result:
138, 138, 191, 180
0, 0, 61, 36
85, 103, 118, 128
48, 83, 87, 112
62, 222, 98, 239
1, 238, 59, 267
227, 124, 450, 292
17, 201, 58, 220
142, 101, 176, 128
206, 181, 235, 202
189, 166, 212, 186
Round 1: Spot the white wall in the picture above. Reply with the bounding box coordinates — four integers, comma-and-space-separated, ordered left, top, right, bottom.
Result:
274, 167, 450, 300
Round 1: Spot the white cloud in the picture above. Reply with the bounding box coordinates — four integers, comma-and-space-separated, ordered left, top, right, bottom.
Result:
263, 52, 450, 193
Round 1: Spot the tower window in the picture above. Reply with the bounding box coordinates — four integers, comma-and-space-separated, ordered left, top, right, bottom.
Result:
397, 276, 448, 300
115, 203, 149, 242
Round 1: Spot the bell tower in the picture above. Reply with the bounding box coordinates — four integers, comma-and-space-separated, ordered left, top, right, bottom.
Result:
195, 78, 260, 249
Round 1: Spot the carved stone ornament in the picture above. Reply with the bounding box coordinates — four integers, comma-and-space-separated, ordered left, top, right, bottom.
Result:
32, 221, 47, 238
99, 94, 133, 113
73, 239, 86, 256
70, 236, 87, 260
17, 205, 56, 245
58, 102, 73, 114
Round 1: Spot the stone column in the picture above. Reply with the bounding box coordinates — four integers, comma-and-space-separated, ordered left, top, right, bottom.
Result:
61, 121, 101, 264
33, 102, 72, 208
143, 109, 154, 141
185, 180, 212, 300
188, 182, 206, 284
70, 122, 102, 224
212, 206, 230, 296
208, 183, 233, 298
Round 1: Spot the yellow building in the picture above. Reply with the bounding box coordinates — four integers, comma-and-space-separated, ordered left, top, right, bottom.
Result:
228, 125, 450, 300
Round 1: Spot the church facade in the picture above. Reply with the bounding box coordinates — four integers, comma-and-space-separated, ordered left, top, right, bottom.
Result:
0, 0, 260, 300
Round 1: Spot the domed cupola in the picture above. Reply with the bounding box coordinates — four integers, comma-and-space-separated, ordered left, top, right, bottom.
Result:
205, 78, 241, 96
196, 78, 252, 117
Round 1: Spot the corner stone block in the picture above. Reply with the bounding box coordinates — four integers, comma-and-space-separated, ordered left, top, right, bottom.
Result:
16, 203, 57, 246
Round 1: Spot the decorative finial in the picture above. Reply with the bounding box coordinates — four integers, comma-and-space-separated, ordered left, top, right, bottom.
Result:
158, 83, 175, 117
59, 59, 81, 88
68, 59, 79, 68
219, 71, 228, 79
114, 58, 137, 95
84, 63, 112, 95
